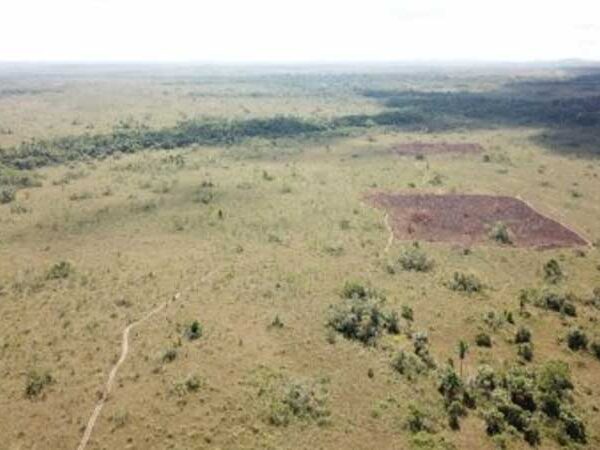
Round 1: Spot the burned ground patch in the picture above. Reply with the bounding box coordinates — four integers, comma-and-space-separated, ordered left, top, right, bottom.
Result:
394, 142, 483, 156
368, 194, 587, 248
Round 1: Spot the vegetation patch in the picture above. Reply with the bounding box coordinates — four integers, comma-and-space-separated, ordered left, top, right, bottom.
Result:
395, 243, 434, 272
327, 282, 399, 345
25, 370, 53, 399
448, 272, 484, 294
520, 288, 578, 317
46, 261, 74, 280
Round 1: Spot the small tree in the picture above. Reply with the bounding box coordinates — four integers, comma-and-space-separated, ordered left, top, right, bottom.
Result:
457, 340, 469, 378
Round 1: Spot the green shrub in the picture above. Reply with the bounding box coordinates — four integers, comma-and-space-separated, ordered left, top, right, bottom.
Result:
398, 244, 433, 272
161, 348, 178, 363
391, 350, 429, 380
46, 261, 74, 280
474, 365, 498, 393
401, 305, 414, 321
543, 259, 563, 284
171, 374, 202, 396
413, 332, 437, 369
405, 403, 435, 434
184, 320, 203, 340
25, 370, 53, 398
449, 272, 483, 293
269, 380, 330, 426
566, 327, 588, 351
341, 281, 369, 299
523, 424, 541, 446
447, 400, 465, 430
537, 361, 573, 399
560, 410, 587, 443
539, 393, 562, 418
438, 366, 463, 403
269, 315, 284, 329
475, 333, 492, 347
328, 292, 399, 346
515, 327, 532, 344
0, 187, 16, 204
484, 409, 505, 435
531, 290, 577, 316
517, 343, 534, 362
489, 222, 512, 245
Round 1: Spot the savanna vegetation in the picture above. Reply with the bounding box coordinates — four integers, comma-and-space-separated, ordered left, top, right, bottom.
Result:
1, 63, 600, 450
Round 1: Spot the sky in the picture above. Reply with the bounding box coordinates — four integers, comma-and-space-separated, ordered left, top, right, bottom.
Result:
1, 0, 599, 62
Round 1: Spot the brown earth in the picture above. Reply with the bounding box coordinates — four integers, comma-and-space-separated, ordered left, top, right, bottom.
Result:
368, 193, 588, 248
394, 142, 483, 156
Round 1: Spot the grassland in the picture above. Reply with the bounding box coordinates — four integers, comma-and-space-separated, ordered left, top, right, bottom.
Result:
1, 63, 600, 450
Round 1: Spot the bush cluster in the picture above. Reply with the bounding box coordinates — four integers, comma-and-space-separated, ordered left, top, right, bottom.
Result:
269, 379, 330, 427
448, 272, 484, 294
475, 362, 586, 445
521, 289, 577, 317
328, 282, 399, 345
397, 244, 434, 272
489, 222, 512, 245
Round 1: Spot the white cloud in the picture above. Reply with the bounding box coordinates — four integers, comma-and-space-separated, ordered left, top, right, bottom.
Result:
0, 0, 598, 61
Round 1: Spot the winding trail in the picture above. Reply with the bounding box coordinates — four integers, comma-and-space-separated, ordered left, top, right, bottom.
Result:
76, 300, 168, 450
383, 213, 394, 254
76, 269, 216, 450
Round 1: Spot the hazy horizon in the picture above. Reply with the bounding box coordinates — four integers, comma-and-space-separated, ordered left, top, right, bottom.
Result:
2, 0, 599, 63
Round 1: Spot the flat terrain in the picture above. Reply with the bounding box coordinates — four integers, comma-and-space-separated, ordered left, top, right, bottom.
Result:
1, 64, 600, 450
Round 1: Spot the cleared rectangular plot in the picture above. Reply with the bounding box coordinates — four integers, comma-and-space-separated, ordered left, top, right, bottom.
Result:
369, 194, 588, 249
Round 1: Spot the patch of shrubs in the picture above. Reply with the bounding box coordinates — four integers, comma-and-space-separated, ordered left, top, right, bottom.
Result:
489, 222, 512, 245
514, 326, 532, 344
517, 343, 534, 362
25, 370, 53, 398
448, 272, 484, 294
543, 259, 563, 284
46, 261, 74, 280
475, 361, 586, 445
392, 331, 437, 379
566, 327, 588, 351
161, 348, 178, 363
184, 320, 203, 341
328, 282, 399, 345
268, 379, 330, 427
588, 287, 600, 309
405, 403, 437, 434
171, 374, 203, 396
475, 333, 492, 348
520, 288, 577, 317
397, 243, 434, 272
0, 187, 16, 204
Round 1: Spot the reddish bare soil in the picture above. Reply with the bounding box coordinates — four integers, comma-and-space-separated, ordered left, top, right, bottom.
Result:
368, 193, 587, 248
394, 142, 483, 156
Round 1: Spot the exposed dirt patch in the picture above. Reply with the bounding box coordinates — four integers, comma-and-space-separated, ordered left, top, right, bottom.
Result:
368, 193, 588, 248
394, 142, 483, 156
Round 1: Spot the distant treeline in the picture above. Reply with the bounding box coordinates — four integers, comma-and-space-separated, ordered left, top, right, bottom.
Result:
0, 112, 429, 170
2, 73, 600, 170
362, 90, 600, 128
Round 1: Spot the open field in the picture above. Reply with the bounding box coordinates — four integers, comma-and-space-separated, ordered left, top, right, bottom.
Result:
1, 64, 600, 450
